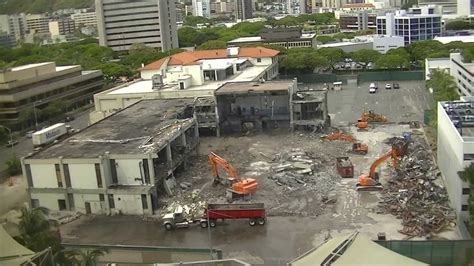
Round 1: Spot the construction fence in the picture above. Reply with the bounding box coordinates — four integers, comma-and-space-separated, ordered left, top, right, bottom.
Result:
279, 73, 342, 84
357, 71, 425, 84
375, 240, 474, 265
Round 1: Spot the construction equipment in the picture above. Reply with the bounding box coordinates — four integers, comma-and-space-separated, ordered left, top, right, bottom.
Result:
322, 132, 368, 155
356, 142, 408, 191
208, 152, 258, 200
163, 203, 266, 230
336, 157, 354, 178
356, 110, 388, 130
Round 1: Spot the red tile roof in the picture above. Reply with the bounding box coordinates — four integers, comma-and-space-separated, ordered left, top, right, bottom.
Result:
141, 46, 279, 71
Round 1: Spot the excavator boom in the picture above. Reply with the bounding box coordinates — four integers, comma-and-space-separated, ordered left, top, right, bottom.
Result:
357, 147, 400, 191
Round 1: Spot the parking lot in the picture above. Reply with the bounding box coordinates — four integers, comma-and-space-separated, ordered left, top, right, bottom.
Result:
59, 79, 458, 265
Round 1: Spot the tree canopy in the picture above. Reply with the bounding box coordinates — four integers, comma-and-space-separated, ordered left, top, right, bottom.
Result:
445, 20, 474, 31
374, 54, 410, 69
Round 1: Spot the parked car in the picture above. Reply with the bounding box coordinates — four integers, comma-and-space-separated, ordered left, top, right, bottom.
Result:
369, 83, 378, 90
5, 140, 19, 147
369, 87, 377, 94
393, 83, 400, 89
385, 83, 392, 89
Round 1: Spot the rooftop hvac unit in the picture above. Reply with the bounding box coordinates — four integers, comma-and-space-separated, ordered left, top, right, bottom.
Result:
152, 74, 163, 90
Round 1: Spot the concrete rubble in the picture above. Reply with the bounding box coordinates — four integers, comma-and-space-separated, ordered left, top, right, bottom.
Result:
379, 137, 456, 239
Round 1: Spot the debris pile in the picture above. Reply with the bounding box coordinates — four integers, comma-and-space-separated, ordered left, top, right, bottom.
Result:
379, 139, 455, 238
161, 198, 207, 220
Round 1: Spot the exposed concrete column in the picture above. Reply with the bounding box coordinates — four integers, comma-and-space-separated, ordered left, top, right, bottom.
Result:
147, 153, 155, 185
289, 79, 296, 132
166, 143, 172, 168
181, 131, 187, 148
215, 105, 220, 137
146, 194, 153, 216
57, 156, 70, 210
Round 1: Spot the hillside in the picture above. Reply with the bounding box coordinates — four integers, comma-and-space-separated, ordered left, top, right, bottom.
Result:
0, 0, 93, 14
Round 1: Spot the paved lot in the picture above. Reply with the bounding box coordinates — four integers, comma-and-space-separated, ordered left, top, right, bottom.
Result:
59, 79, 460, 265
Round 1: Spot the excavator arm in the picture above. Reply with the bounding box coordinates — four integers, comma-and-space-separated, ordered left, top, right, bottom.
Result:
208, 152, 240, 183
357, 148, 398, 190
368, 149, 398, 179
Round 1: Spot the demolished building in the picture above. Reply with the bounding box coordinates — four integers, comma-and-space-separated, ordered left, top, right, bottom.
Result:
22, 99, 199, 215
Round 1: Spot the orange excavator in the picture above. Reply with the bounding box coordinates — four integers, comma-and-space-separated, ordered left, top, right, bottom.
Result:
356, 110, 388, 130
356, 142, 408, 191
323, 132, 368, 155
208, 152, 258, 199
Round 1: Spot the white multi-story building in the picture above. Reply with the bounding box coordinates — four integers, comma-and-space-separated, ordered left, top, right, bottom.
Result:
372, 35, 405, 53
95, 0, 179, 52
437, 99, 473, 223
0, 14, 28, 41
26, 14, 50, 34
376, 6, 442, 45
192, 0, 211, 18
425, 53, 474, 96
457, 0, 474, 17
23, 99, 199, 215
71, 11, 98, 27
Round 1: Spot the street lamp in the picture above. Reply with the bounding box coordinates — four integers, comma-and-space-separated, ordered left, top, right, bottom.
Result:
33, 100, 42, 130
0, 125, 14, 157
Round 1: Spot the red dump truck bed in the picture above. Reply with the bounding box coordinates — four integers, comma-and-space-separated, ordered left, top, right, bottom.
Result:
206, 203, 266, 220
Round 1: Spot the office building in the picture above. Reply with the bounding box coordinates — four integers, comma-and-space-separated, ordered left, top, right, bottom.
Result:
49, 18, 76, 36
457, 0, 474, 17
192, 0, 211, 18
321, 0, 348, 9
95, 0, 179, 52
22, 99, 199, 215
0, 14, 27, 42
0, 62, 103, 128
236, 0, 253, 20
228, 27, 317, 49
376, 7, 442, 44
339, 11, 377, 32
418, 0, 457, 14
26, 14, 50, 34
437, 99, 473, 224
71, 11, 98, 27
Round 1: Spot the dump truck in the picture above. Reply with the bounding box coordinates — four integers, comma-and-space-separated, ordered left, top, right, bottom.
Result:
163, 203, 266, 230
336, 157, 354, 178
32, 123, 67, 147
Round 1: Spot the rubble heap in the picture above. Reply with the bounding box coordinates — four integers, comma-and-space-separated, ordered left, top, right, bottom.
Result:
268, 149, 338, 192
379, 138, 455, 239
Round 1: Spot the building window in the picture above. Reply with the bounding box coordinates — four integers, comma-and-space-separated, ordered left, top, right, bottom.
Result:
25, 164, 33, 187
31, 199, 40, 208
462, 188, 470, 195
55, 164, 63, 187
108, 194, 115, 209
257, 58, 261, 63
141, 194, 148, 210
58, 199, 67, 210
63, 164, 71, 187
142, 159, 150, 184
110, 159, 118, 184
461, 204, 468, 211
95, 163, 103, 188
99, 194, 105, 201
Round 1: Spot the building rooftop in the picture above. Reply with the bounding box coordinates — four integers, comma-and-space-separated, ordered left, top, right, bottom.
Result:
10, 62, 50, 71
441, 100, 474, 138
108, 64, 270, 95
141, 47, 279, 71
28, 99, 195, 159
215, 80, 294, 95
434, 35, 474, 44
318, 40, 372, 48
342, 3, 375, 8
228, 33, 316, 44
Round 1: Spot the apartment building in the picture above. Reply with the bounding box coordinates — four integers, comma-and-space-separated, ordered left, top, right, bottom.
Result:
49, 18, 76, 36
0, 62, 103, 128
71, 11, 98, 27
0, 14, 27, 42
22, 99, 199, 215
236, 0, 253, 20
26, 14, 50, 34
95, 0, 179, 52
376, 6, 442, 44
192, 0, 211, 18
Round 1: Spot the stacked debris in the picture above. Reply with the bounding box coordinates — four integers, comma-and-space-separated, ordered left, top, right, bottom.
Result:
161, 196, 207, 221
379, 138, 455, 238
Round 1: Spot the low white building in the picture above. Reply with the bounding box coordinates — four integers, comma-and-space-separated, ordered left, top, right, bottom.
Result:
437, 99, 473, 223
317, 38, 373, 53
433, 35, 474, 44
90, 46, 280, 123
23, 99, 199, 215
372, 35, 405, 53
425, 53, 474, 96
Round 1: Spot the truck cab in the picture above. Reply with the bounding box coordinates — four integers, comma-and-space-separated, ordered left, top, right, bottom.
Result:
163, 207, 191, 230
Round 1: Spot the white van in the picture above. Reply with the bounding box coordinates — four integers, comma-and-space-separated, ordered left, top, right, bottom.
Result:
369, 83, 377, 94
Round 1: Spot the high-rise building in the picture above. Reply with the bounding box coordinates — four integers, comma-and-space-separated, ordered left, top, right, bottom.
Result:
192, 0, 211, 18
376, 7, 442, 45
236, 0, 253, 20
457, 0, 474, 16
340, 11, 377, 32
0, 14, 28, 41
321, 0, 348, 9
71, 11, 98, 27
26, 14, 50, 34
95, 0, 179, 52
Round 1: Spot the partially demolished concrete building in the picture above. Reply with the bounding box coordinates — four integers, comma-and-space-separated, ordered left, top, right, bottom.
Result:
22, 99, 199, 215
215, 80, 329, 134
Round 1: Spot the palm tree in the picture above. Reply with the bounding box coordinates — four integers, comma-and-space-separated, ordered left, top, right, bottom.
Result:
65, 248, 109, 266
458, 163, 474, 234
16, 207, 61, 253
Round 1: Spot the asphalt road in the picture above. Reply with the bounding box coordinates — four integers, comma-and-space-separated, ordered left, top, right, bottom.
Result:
0, 107, 93, 176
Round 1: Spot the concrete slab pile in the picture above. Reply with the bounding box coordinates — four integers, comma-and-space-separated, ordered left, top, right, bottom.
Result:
378, 137, 455, 239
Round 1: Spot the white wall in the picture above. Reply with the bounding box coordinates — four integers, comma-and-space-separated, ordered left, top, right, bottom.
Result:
373, 36, 404, 54
184, 64, 204, 85
30, 192, 65, 211
248, 57, 273, 66
73, 193, 105, 214
115, 159, 144, 185
69, 163, 99, 189
30, 164, 58, 188
113, 194, 145, 215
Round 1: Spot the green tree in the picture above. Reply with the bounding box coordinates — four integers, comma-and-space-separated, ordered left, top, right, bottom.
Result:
197, 40, 227, 50
274, 16, 300, 26
408, 40, 447, 61
17, 109, 35, 129
458, 163, 474, 234
374, 54, 409, 69
316, 35, 335, 44
281, 49, 328, 72
317, 48, 345, 70
445, 20, 473, 30
427, 69, 459, 102
42, 100, 68, 119
65, 248, 109, 266
184, 16, 210, 27
0, 127, 8, 144
98, 63, 133, 81
351, 49, 381, 69
5, 156, 21, 176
